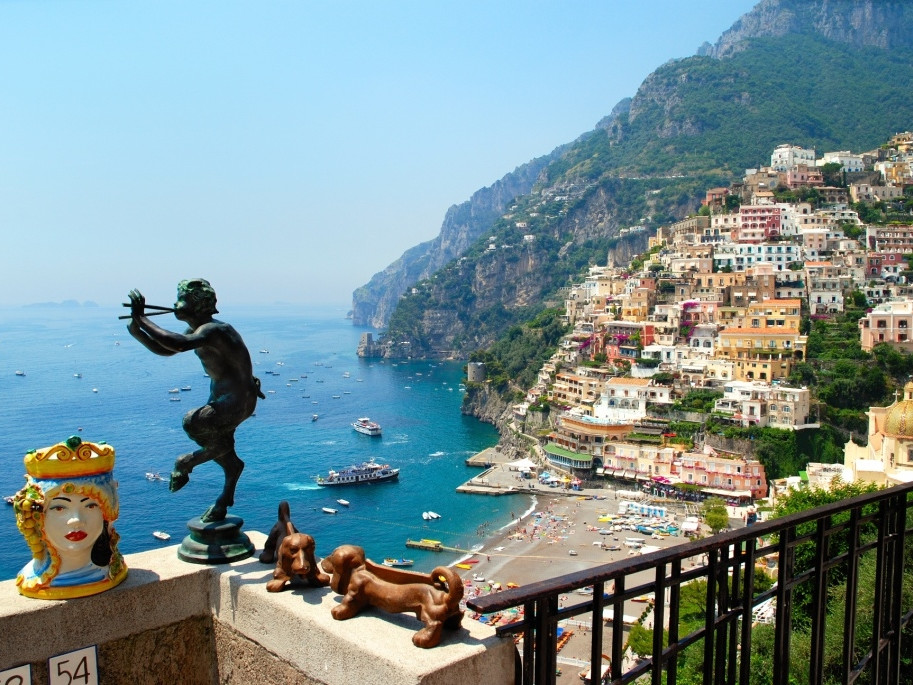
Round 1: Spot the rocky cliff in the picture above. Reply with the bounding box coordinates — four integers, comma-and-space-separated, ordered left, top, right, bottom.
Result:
698, 0, 913, 58
350, 153, 559, 328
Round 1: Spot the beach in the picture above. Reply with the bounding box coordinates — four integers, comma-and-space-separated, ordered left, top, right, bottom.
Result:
452, 454, 715, 682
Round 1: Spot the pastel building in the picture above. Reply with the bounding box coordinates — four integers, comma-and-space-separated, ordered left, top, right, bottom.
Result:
858, 299, 913, 351
771, 144, 816, 172
678, 447, 768, 500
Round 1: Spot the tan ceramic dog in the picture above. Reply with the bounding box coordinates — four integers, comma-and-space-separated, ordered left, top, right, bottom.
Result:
321, 544, 464, 648
262, 501, 329, 592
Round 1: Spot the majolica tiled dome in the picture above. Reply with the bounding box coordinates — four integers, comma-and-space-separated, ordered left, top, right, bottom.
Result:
883, 381, 913, 438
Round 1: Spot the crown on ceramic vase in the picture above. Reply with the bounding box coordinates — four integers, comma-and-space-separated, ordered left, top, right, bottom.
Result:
24, 436, 115, 479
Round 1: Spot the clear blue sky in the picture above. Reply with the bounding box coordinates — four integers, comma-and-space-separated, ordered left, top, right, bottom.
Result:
0, 1, 756, 309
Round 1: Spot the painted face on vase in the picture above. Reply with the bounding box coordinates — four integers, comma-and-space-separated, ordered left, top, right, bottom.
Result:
43, 493, 105, 572
15, 437, 127, 599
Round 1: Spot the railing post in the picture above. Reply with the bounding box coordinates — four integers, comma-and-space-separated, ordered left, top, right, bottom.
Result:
611, 575, 625, 683
704, 548, 718, 685
841, 507, 861, 681
590, 581, 606, 685
533, 595, 558, 685
809, 517, 830, 685
668, 558, 682, 685
738, 537, 757, 685
773, 524, 795, 683
651, 564, 667, 683
871, 499, 889, 680
522, 600, 535, 685
885, 490, 907, 685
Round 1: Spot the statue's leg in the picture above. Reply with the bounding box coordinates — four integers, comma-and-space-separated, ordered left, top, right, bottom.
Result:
170, 449, 203, 492
201, 449, 244, 522
172, 405, 223, 493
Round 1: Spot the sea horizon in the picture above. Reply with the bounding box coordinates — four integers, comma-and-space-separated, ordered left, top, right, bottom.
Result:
0, 305, 528, 581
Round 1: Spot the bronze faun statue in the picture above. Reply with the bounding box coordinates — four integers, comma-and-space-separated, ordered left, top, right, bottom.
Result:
125, 279, 265, 523
321, 545, 464, 648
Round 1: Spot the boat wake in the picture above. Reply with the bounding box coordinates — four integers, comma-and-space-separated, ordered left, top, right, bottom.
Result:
428, 451, 446, 458
282, 481, 322, 492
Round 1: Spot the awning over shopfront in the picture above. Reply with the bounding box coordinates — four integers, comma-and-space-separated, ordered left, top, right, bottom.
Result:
701, 487, 753, 498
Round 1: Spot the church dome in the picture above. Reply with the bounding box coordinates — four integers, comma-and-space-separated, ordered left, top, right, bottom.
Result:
882, 381, 913, 438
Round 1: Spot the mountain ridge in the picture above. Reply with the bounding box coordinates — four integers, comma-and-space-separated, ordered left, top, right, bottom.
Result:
352, 0, 913, 355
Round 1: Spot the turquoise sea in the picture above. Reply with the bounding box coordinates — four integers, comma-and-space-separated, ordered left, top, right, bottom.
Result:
0, 306, 526, 581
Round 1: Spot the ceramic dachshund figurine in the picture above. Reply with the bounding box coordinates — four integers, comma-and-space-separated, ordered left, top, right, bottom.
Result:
261, 501, 329, 592
321, 544, 464, 648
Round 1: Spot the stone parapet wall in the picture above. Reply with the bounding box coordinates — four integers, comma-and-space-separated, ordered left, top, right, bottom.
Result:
0, 532, 514, 685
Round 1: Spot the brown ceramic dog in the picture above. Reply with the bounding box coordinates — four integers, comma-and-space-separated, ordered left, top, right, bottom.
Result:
321, 544, 464, 648
262, 501, 329, 592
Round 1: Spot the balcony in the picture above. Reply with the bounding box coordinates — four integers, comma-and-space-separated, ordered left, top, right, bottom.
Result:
0, 532, 513, 684
469, 482, 912, 684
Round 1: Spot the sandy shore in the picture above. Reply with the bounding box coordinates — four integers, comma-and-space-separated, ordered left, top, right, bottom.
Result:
456, 489, 694, 589
453, 481, 706, 682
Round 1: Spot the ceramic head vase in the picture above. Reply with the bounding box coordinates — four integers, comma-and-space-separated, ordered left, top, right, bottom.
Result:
13, 436, 127, 599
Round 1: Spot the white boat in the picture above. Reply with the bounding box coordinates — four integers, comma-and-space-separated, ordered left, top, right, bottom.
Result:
15, 370, 25, 376
168, 388, 180, 393
152, 531, 171, 541
383, 558, 414, 568
169, 397, 181, 402
312, 414, 319, 421
145, 472, 165, 482
316, 459, 399, 486
336, 499, 350, 506
322, 507, 338, 515
422, 512, 431, 520
181, 386, 192, 391
427, 511, 441, 519
352, 417, 382, 437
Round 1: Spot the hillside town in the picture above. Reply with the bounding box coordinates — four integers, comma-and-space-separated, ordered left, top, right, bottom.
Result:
496, 131, 913, 508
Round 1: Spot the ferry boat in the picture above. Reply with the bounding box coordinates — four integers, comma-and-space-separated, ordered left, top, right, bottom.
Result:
352, 417, 382, 437
316, 459, 399, 486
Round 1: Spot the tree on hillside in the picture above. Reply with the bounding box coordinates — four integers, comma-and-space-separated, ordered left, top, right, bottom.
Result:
701, 497, 730, 533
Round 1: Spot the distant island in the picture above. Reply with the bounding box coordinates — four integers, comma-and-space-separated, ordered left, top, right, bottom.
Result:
23, 300, 99, 309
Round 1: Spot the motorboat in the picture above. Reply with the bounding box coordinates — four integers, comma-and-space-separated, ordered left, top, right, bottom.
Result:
152, 531, 171, 541
336, 499, 350, 506
312, 414, 319, 421
322, 507, 338, 515
352, 417, 382, 437
382, 558, 414, 568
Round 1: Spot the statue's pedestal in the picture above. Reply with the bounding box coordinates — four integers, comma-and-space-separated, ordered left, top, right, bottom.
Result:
178, 515, 255, 564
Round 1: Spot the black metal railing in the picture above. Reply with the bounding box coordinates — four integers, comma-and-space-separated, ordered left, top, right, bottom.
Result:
468, 481, 913, 685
